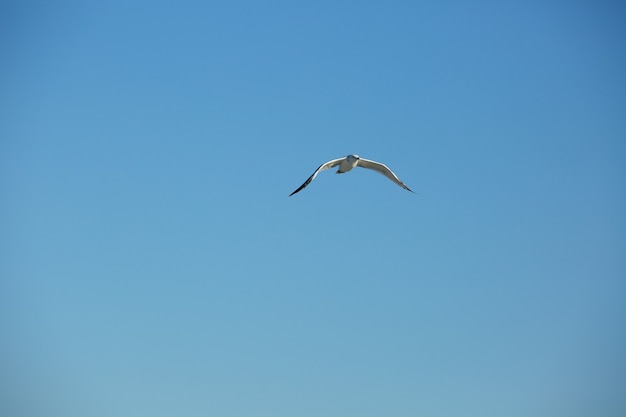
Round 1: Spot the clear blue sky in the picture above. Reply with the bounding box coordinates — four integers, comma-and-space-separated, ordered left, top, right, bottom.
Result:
2, 1, 625, 416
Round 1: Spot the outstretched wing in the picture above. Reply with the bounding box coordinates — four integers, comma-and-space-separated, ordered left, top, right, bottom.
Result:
289, 157, 345, 196
357, 158, 414, 192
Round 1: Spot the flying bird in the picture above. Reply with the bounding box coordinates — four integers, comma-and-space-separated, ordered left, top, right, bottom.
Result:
289, 154, 414, 196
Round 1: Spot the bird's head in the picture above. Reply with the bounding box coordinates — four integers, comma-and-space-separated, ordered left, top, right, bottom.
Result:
347, 154, 360, 161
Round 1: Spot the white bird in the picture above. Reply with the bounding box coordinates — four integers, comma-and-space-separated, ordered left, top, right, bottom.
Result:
289, 154, 414, 196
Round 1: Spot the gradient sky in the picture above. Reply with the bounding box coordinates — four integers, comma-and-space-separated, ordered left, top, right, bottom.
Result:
2, 1, 625, 416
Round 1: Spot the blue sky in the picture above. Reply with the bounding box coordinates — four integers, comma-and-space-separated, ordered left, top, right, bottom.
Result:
2, 1, 625, 416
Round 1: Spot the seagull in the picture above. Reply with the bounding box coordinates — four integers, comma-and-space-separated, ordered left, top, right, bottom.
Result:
289, 154, 414, 196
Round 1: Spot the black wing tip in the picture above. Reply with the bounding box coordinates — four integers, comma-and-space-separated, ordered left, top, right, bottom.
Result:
289, 185, 304, 196
289, 177, 314, 196
401, 182, 415, 193
289, 183, 307, 196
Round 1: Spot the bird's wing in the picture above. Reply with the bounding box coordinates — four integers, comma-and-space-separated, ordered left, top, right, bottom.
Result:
289, 157, 345, 196
357, 158, 414, 192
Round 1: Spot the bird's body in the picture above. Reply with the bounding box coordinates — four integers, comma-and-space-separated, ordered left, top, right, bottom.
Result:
336, 155, 360, 173
289, 154, 413, 196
